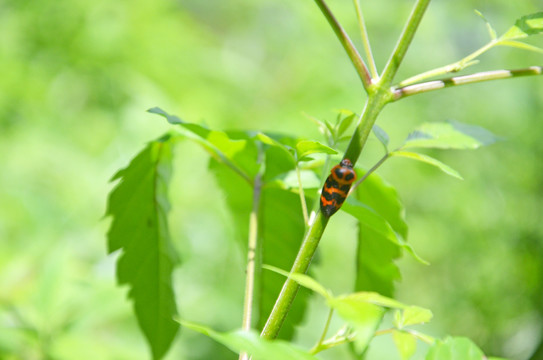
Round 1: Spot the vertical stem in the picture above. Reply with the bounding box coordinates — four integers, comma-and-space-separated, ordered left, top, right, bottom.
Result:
260, 214, 329, 339
239, 172, 262, 360
353, 0, 378, 78
380, 0, 432, 85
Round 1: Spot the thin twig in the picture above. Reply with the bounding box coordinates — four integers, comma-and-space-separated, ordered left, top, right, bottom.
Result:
380, 0, 432, 85
353, 0, 378, 78
314, 0, 372, 90
349, 153, 389, 194
394, 66, 543, 99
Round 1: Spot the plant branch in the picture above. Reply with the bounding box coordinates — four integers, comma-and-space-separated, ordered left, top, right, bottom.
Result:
239, 163, 263, 360
394, 66, 543, 99
349, 152, 390, 194
353, 0, 378, 78
314, 0, 372, 90
313, 308, 334, 351
260, 214, 329, 339
260, 0, 432, 340
309, 326, 355, 354
398, 40, 497, 87
380, 0, 432, 85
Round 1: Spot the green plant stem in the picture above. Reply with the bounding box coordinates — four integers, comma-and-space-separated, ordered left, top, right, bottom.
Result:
398, 41, 495, 87
380, 0, 432, 85
295, 165, 309, 225
313, 0, 372, 89
260, 0, 432, 340
260, 213, 329, 339
239, 172, 262, 360
309, 308, 335, 354
394, 66, 543, 99
353, 0, 378, 78
349, 152, 389, 194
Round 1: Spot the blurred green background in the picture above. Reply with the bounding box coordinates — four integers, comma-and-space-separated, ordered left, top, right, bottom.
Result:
0, 0, 542, 359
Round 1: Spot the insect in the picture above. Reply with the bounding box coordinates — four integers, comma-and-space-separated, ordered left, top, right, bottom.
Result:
320, 158, 357, 217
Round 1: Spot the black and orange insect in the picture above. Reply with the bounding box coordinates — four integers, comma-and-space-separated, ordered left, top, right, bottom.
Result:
320, 159, 356, 217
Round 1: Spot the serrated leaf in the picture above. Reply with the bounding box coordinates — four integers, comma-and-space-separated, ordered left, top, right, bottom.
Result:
372, 124, 390, 149
403, 120, 499, 150
179, 321, 318, 360
425, 337, 485, 360
295, 140, 337, 162
398, 238, 430, 265
501, 12, 543, 41
393, 330, 417, 360
149, 107, 259, 181
106, 136, 179, 360
390, 151, 463, 180
263, 265, 331, 299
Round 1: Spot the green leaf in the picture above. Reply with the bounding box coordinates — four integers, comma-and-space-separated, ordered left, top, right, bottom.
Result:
338, 292, 409, 309
425, 337, 484, 360
209, 159, 253, 247
393, 330, 417, 360
342, 199, 402, 297
106, 136, 179, 360
210, 141, 311, 340
390, 151, 463, 180
255, 133, 296, 163
267, 169, 322, 191
501, 12, 543, 41
394, 306, 433, 328
403, 120, 499, 150
179, 321, 318, 360
263, 265, 331, 299
337, 111, 357, 137
294, 140, 337, 162
328, 295, 385, 352
355, 171, 407, 239
372, 124, 390, 149
149, 107, 259, 181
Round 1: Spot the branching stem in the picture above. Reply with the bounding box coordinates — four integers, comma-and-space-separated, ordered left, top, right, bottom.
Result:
260, 0, 432, 341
